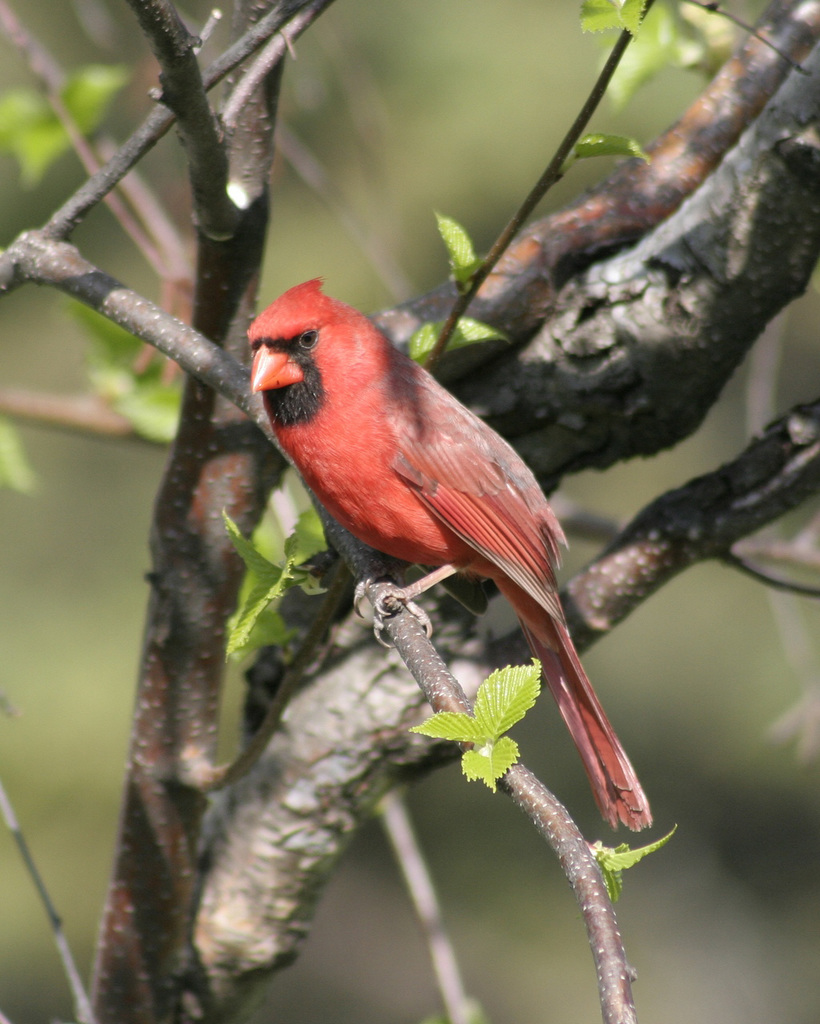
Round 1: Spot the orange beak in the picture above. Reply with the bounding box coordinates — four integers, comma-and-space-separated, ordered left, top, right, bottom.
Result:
250, 347, 305, 392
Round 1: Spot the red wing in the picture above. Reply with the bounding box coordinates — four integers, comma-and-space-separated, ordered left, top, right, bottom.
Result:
391, 370, 566, 623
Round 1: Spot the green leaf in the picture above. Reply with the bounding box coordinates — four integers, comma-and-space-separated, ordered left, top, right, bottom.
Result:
592, 826, 677, 901
607, 4, 699, 110
0, 89, 67, 186
412, 662, 540, 791
72, 302, 181, 442
570, 132, 649, 165
472, 661, 541, 738
223, 511, 327, 657
410, 711, 487, 744
462, 736, 519, 791
619, 0, 647, 35
0, 65, 126, 186
62, 64, 128, 134
224, 514, 292, 656
289, 507, 326, 564
224, 511, 283, 583
435, 212, 483, 290
408, 317, 507, 364
0, 417, 36, 492
115, 383, 181, 443
235, 605, 294, 654
581, 0, 646, 35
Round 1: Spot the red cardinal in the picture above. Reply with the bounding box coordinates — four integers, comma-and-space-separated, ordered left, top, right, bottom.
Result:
249, 279, 651, 830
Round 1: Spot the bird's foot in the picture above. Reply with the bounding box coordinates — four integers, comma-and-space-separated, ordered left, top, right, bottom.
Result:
354, 577, 433, 648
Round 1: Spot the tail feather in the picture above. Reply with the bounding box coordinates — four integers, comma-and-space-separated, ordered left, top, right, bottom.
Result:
522, 623, 651, 830
497, 578, 652, 830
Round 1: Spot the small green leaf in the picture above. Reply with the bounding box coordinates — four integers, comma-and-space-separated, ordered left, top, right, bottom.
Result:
592, 826, 677, 901
581, 0, 646, 35
227, 574, 289, 655
573, 133, 649, 163
409, 317, 507, 364
73, 301, 181, 442
620, 0, 647, 35
462, 736, 519, 791
235, 605, 294, 653
0, 89, 66, 185
62, 64, 128, 134
224, 511, 284, 584
472, 661, 541, 738
408, 324, 438, 363
224, 511, 327, 657
289, 507, 326, 564
435, 212, 483, 290
0, 65, 126, 186
0, 417, 36, 492
562, 132, 649, 174
116, 382, 180, 442
412, 662, 540, 791
410, 711, 487, 744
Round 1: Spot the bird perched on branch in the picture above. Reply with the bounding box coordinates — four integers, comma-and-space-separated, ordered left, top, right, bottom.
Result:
249, 279, 651, 830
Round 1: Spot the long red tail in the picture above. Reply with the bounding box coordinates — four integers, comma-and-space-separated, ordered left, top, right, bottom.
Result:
498, 579, 652, 831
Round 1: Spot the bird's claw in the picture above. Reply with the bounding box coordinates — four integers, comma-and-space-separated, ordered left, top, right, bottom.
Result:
354, 577, 433, 648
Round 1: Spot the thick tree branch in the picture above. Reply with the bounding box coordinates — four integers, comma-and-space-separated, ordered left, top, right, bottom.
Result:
374, 0, 820, 357
88, 4, 297, 1020
565, 399, 820, 649
458, 33, 820, 484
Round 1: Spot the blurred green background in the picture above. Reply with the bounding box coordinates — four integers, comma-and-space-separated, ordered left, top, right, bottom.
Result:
2, 1, 820, 1022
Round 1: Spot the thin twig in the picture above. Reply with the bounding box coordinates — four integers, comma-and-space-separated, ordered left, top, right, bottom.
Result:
501, 765, 637, 1024
381, 791, 475, 1024
722, 551, 820, 598
0, 0, 170, 275
0, 776, 97, 1024
732, 536, 820, 575
0, 388, 142, 440
95, 137, 193, 286
221, 26, 290, 133
684, 0, 810, 73
424, 5, 652, 372
318, 513, 638, 1023
45, 0, 336, 240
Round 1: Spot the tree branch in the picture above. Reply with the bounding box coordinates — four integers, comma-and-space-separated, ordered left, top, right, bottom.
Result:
457, 29, 820, 484
374, 0, 820, 357
36, 0, 333, 241
565, 399, 820, 650
124, 0, 238, 239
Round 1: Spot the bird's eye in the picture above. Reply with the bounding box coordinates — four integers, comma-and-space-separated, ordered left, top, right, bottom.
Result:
298, 329, 318, 350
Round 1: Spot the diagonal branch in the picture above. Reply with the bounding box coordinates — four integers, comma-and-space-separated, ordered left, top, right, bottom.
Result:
565, 399, 820, 651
